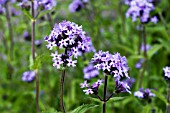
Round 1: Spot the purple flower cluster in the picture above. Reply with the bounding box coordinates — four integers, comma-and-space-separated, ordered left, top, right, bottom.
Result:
83, 63, 99, 80
134, 88, 155, 100
0, 0, 16, 5
80, 79, 103, 95
126, 0, 158, 24
69, 0, 88, 13
45, 20, 94, 69
91, 51, 129, 80
163, 66, 170, 78
19, 0, 56, 11
115, 80, 131, 94
80, 51, 131, 95
22, 71, 36, 82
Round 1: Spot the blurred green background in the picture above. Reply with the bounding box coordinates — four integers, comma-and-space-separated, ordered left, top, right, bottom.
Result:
0, 0, 170, 113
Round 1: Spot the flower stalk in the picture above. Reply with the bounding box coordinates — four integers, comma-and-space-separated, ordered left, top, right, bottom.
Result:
60, 69, 66, 113
4, 2, 14, 61
31, 1, 39, 112
103, 75, 108, 113
166, 83, 170, 113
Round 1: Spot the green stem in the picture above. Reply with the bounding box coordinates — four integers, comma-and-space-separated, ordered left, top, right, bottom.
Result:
60, 69, 66, 113
5, 2, 14, 61
31, 1, 39, 113
166, 83, 170, 113
119, 1, 126, 34
142, 24, 147, 59
46, 13, 53, 29
103, 75, 108, 113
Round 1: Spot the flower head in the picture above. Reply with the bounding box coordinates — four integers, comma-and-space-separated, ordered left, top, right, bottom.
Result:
18, 0, 56, 11
45, 20, 93, 69
83, 63, 99, 79
115, 80, 131, 94
163, 66, 170, 78
22, 71, 36, 82
69, 0, 88, 13
134, 88, 155, 102
80, 79, 103, 95
126, 0, 158, 24
91, 51, 129, 80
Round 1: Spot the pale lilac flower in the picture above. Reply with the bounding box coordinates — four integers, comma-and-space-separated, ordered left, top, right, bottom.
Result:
83, 89, 94, 95
80, 79, 103, 95
141, 44, 152, 52
37, 0, 56, 10
135, 59, 144, 69
23, 30, 31, 41
35, 40, 42, 47
22, 71, 36, 82
115, 80, 131, 94
0, 0, 16, 4
163, 66, 170, 78
123, 78, 135, 87
80, 80, 89, 88
134, 88, 155, 99
83, 63, 99, 79
69, 0, 84, 13
150, 16, 158, 24
134, 91, 144, 98
19, 0, 56, 11
11, 7, 21, 16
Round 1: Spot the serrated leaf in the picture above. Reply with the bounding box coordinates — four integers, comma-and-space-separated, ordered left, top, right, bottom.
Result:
107, 97, 125, 103
151, 90, 167, 104
69, 104, 98, 113
147, 44, 162, 60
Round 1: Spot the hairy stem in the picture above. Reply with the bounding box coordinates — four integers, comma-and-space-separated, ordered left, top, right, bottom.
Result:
60, 69, 66, 113
5, 2, 14, 61
31, 1, 39, 113
103, 75, 108, 113
166, 83, 170, 113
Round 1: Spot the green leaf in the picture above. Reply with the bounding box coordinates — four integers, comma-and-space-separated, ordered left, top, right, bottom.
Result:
142, 105, 151, 113
115, 44, 134, 54
69, 104, 98, 113
41, 111, 61, 113
147, 44, 163, 60
151, 90, 167, 104
22, 10, 33, 20
107, 97, 125, 103
158, 38, 170, 53
30, 54, 49, 70
87, 97, 101, 103
29, 54, 34, 70
37, 10, 51, 19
